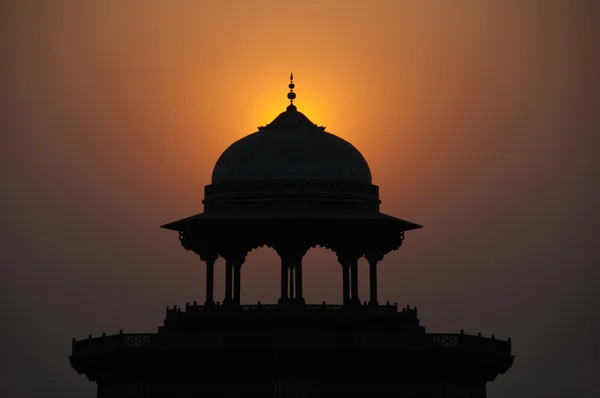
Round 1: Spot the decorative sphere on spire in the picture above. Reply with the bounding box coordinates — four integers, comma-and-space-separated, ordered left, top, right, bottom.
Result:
288, 72, 296, 104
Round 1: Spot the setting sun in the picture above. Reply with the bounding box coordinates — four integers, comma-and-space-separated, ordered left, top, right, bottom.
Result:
2, 1, 596, 398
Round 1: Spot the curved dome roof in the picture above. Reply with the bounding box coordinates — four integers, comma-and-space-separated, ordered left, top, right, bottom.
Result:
211, 104, 372, 185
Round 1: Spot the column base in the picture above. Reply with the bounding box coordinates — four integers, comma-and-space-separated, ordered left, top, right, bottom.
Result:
294, 297, 306, 305
343, 299, 362, 309
277, 297, 290, 305
277, 297, 306, 309
222, 298, 236, 307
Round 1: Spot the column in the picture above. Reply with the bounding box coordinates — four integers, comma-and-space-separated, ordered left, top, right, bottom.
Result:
350, 259, 359, 303
224, 260, 233, 303
369, 258, 378, 305
295, 257, 303, 302
342, 264, 350, 304
280, 258, 289, 301
205, 258, 215, 305
233, 263, 242, 304
289, 265, 295, 300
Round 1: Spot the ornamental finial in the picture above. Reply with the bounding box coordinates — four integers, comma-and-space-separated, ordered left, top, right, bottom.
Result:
287, 72, 296, 104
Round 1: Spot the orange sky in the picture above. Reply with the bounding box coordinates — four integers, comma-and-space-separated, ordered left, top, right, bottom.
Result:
1, 1, 599, 398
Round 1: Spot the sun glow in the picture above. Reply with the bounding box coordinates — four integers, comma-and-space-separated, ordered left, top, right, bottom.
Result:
225, 76, 342, 142
248, 76, 335, 133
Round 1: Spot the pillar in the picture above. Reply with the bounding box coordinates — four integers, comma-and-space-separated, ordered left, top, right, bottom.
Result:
350, 259, 359, 303
280, 258, 289, 301
205, 258, 215, 305
224, 260, 233, 303
233, 263, 241, 304
342, 264, 350, 304
294, 257, 303, 302
279, 252, 305, 304
289, 265, 295, 299
368, 258, 378, 305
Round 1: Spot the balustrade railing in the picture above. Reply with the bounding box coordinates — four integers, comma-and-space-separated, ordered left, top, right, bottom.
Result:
162, 302, 416, 329
431, 333, 460, 347
72, 331, 511, 357
124, 334, 154, 348
72, 333, 156, 356
430, 333, 512, 354
176, 302, 403, 314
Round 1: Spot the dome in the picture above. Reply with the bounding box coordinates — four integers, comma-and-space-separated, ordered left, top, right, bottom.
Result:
161, 76, 422, 232
211, 104, 372, 185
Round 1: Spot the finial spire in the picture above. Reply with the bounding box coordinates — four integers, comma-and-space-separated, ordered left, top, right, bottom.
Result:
287, 72, 296, 105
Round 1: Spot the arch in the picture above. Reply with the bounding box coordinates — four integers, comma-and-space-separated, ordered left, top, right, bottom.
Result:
302, 245, 343, 305
240, 245, 281, 304
176, 217, 405, 307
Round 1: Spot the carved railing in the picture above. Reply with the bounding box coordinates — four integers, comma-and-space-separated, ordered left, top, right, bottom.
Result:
431, 334, 460, 347
176, 302, 405, 314
164, 302, 414, 324
72, 333, 156, 357
160, 302, 421, 334
240, 304, 278, 311
72, 331, 511, 358
124, 334, 154, 347
430, 333, 512, 354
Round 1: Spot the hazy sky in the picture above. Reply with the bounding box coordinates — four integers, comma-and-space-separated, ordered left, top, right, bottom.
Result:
1, 1, 599, 397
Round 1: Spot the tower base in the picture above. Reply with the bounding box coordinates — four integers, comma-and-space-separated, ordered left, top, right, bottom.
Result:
71, 304, 513, 398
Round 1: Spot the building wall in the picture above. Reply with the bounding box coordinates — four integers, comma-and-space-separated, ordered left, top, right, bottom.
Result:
96, 380, 487, 398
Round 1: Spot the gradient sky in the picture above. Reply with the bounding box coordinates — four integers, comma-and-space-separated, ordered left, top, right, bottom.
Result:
1, 1, 599, 397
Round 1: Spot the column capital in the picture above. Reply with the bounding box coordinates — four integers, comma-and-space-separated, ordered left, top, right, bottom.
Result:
337, 252, 361, 267
365, 252, 384, 264
179, 231, 220, 263
200, 252, 219, 265
275, 246, 308, 259
222, 251, 246, 266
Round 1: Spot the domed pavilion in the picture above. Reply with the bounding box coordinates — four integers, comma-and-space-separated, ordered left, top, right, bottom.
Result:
163, 73, 421, 308
70, 74, 514, 398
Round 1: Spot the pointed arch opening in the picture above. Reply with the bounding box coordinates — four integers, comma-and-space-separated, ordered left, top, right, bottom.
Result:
302, 246, 343, 305
238, 245, 281, 304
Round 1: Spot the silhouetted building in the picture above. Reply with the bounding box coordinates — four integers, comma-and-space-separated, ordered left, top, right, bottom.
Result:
70, 75, 513, 397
